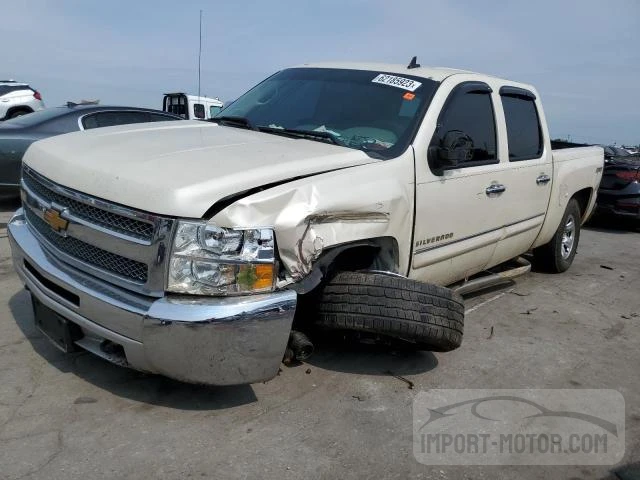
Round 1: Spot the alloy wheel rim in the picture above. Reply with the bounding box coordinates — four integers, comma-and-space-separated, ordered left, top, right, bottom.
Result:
561, 215, 575, 259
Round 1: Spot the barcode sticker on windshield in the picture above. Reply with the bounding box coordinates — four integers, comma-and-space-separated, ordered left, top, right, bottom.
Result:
372, 74, 422, 92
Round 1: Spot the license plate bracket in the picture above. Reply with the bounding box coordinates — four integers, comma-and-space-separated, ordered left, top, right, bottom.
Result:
32, 296, 82, 353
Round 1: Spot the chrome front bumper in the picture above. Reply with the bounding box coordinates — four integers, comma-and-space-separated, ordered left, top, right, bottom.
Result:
8, 208, 297, 385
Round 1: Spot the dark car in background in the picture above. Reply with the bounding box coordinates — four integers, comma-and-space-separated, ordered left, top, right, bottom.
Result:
596, 153, 640, 222
552, 140, 639, 224
603, 145, 633, 160
0, 105, 182, 198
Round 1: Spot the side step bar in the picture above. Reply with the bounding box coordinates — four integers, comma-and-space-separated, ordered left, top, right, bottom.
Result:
452, 257, 531, 296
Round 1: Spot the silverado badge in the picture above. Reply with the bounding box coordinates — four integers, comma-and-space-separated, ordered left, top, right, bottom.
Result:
43, 207, 69, 234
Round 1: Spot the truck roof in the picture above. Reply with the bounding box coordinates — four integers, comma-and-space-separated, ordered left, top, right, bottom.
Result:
164, 93, 223, 104
295, 62, 529, 88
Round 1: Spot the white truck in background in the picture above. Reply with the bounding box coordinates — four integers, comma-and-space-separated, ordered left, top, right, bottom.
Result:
9, 61, 604, 385
162, 92, 223, 120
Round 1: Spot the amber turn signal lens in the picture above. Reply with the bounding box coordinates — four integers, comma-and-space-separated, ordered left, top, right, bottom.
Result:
253, 264, 275, 290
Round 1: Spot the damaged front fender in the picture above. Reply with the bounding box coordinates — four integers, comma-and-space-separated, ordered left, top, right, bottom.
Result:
211, 149, 416, 285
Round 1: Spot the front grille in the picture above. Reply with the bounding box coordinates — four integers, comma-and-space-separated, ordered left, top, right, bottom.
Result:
25, 208, 148, 283
23, 171, 154, 241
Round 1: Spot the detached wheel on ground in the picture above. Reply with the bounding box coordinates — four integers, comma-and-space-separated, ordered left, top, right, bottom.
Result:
315, 271, 465, 352
534, 198, 581, 273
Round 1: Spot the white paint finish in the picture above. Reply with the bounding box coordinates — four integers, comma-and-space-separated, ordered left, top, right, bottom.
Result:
23, 121, 376, 218
213, 149, 415, 279
410, 72, 602, 285
531, 146, 604, 248
0, 83, 45, 118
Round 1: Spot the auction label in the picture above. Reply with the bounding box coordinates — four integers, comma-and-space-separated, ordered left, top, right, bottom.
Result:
372, 74, 422, 92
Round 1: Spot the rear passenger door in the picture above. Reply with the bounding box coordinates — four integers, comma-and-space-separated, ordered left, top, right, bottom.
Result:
486, 87, 553, 267
411, 81, 507, 285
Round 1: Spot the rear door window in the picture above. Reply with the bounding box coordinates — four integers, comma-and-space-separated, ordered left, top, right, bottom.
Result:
500, 91, 543, 161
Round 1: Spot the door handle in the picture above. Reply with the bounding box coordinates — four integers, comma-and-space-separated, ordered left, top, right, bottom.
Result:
485, 184, 506, 195
536, 174, 551, 185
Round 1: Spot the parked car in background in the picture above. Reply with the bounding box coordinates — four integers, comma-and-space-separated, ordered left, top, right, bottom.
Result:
0, 80, 45, 120
162, 92, 223, 120
603, 145, 632, 160
0, 104, 182, 197
596, 152, 640, 223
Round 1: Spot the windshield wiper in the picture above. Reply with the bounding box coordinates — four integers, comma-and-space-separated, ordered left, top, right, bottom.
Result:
257, 126, 344, 146
211, 116, 258, 131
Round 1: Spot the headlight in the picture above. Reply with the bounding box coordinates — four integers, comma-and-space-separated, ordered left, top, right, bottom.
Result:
167, 221, 276, 295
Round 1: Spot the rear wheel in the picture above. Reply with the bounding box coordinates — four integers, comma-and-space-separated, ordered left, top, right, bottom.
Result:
314, 271, 465, 352
534, 199, 581, 272
8, 110, 29, 119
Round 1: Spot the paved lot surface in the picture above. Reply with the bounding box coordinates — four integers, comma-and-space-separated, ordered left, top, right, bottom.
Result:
0, 200, 638, 479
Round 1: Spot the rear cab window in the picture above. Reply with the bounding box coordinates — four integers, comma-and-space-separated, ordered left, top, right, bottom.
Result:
500, 86, 543, 161
193, 103, 205, 119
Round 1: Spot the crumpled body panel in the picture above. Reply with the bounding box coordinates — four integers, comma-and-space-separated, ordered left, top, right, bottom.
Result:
212, 149, 416, 283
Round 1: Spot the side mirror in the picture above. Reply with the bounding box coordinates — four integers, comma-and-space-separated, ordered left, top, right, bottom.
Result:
429, 130, 474, 170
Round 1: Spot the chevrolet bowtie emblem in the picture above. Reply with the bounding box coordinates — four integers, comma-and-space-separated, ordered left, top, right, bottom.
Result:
43, 208, 69, 233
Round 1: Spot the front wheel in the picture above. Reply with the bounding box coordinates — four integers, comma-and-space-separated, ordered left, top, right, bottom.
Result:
534, 199, 581, 272
314, 271, 465, 352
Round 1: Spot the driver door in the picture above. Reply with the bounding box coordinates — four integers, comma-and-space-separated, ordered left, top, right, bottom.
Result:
410, 81, 508, 286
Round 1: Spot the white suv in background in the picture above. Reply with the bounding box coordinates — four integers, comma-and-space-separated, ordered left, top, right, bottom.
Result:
0, 80, 45, 120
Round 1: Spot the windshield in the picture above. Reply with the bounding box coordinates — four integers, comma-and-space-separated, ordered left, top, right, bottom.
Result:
216, 68, 439, 159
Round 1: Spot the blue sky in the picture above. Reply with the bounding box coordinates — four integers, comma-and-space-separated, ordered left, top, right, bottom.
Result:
3, 0, 638, 145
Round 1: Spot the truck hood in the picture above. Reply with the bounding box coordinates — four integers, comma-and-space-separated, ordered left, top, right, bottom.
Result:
23, 121, 377, 218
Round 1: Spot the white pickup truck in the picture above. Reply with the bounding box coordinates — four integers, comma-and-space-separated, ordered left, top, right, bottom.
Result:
8, 61, 604, 385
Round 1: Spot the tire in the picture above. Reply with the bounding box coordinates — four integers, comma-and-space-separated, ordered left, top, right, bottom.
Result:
534, 198, 581, 273
315, 271, 464, 352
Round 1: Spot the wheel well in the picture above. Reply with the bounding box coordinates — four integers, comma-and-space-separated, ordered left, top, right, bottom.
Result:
288, 237, 400, 295
330, 238, 399, 274
290, 237, 400, 327
6, 106, 33, 118
572, 187, 593, 220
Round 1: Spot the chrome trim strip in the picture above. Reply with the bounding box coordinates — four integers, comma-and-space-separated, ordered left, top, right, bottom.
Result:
23, 165, 160, 230
22, 177, 152, 246
414, 213, 546, 255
